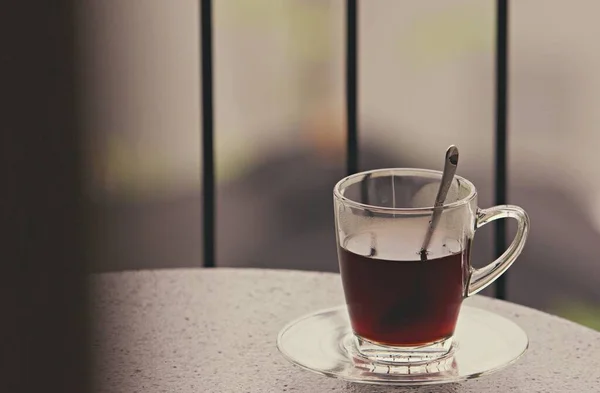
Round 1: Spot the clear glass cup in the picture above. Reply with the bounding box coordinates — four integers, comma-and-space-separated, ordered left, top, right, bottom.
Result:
333, 168, 530, 364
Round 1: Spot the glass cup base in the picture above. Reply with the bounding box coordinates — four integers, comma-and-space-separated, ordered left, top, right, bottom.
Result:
345, 335, 455, 365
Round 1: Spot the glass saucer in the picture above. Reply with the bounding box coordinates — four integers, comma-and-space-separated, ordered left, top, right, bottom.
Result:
277, 305, 528, 386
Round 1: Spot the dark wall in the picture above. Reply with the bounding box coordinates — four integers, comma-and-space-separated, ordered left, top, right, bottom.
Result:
1, 2, 90, 392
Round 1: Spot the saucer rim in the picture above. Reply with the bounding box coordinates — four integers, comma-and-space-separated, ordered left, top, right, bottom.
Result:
276, 304, 529, 386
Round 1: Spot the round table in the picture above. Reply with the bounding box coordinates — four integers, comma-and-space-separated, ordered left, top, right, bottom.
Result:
91, 268, 600, 392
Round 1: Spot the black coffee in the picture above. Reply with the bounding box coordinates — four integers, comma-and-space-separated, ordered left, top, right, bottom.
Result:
339, 246, 467, 346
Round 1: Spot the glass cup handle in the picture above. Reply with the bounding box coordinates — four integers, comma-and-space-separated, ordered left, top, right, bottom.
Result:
467, 205, 530, 297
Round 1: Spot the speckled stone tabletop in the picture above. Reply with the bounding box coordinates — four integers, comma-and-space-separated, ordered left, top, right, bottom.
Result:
91, 268, 600, 392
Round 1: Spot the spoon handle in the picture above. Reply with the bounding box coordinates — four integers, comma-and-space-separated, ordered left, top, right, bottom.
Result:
420, 145, 459, 256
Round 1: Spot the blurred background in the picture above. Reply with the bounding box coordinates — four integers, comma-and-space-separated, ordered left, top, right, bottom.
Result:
80, 0, 599, 329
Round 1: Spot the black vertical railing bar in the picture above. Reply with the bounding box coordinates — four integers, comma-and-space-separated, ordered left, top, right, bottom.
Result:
201, 0, 216, 268
494, 0, 509, 299
346, 0, 359, 176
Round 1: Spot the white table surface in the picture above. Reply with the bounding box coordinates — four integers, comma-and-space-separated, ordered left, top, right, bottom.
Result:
91, 268, 600, 392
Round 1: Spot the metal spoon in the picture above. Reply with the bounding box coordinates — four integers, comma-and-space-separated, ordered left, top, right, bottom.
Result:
420, 145, 459, 260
